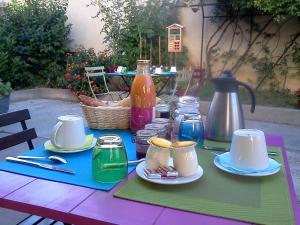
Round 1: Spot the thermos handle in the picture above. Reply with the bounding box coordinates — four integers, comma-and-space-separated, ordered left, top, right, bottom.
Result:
237, 81, 256, 113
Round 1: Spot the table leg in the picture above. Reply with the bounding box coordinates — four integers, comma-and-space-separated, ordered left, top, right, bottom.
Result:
157, 76, 174, 96
120, 76, 131, 92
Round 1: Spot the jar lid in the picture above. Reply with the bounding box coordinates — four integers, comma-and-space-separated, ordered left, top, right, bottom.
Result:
137, 59, 150, 64
155, 104, 170, 112
152, 118, 170, 124
145, 123, 166, 131
178, 96, 199, 104
175, 107, 199, 115
136, 129, 158, 137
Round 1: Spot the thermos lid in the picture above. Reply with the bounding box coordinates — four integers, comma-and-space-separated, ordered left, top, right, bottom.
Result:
211, 70, 239, 92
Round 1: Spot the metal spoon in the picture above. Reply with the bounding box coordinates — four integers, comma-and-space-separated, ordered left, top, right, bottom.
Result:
128, 158, 145, 166
17, 155, 67, 164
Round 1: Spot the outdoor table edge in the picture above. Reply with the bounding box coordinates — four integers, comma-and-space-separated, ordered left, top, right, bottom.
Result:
0, 134, 298, 225
266, 134, 300, 225
145, 134, 300, 225
68, 134, 300, 225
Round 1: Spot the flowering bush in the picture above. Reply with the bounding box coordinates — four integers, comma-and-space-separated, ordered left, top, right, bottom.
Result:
64, 47, 111, 96
296, 88, 300, 97
296, 88, 300, 109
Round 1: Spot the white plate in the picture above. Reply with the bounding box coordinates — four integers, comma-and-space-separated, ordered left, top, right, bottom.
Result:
214, 155, 281, 177
44, 138, 97, 153
136, 161, 203, 185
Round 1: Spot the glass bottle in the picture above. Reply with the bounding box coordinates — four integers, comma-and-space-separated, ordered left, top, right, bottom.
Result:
130, 60, 156, 132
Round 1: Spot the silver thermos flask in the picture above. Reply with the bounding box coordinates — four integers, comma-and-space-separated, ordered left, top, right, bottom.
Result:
205, 70, 256, 142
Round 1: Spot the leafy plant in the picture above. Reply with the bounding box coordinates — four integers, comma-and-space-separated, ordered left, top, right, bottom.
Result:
205, 0, 300, 92
0, 79, 13, 97
253, 0, 300, 20
0, 0, 71, 88
89, 0, 183, 69
63, 46, 112, 96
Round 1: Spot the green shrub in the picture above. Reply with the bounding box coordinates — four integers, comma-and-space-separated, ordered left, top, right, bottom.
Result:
0, 0, 71, 88
0, 79, 13, 97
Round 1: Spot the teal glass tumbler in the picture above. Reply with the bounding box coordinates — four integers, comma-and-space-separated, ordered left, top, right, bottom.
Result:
92, 135, 128, 183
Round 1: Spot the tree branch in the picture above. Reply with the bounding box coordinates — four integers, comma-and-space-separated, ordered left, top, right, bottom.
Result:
205, 19, 230, 77
255, 31, 300, 90
222, 18, 238, 71
231, 17, 273, 73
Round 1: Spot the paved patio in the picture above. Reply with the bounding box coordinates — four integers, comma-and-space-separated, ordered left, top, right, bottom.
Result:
0, 98, 299, 224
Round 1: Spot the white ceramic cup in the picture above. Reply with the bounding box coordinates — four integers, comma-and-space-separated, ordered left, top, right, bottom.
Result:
117, 66, 123, 73
51, 115, 86, 148
230, 129, 269, 170
172, 143, 198, 177
154, 67, 162, 74
170, 66, 177, 72
145, 144, 170, 170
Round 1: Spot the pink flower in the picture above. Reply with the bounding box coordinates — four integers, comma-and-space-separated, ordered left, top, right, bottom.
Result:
64, 73, 72, 81
75, 74, 81, 81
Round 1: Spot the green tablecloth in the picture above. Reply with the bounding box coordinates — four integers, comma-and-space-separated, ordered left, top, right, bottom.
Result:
114, 145, 294, 225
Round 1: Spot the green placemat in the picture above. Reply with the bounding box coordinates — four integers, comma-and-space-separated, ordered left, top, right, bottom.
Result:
114, 146, 294, 225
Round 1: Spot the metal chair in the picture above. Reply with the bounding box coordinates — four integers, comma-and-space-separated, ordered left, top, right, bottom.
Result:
0, 109, 37, 151
158, 69, 193, 103
0, 109, 71, 225
185, 67, 205, 96
85, 66, 128, 101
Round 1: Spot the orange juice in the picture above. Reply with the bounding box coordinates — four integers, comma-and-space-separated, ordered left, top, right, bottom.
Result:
130, 60, 156, 132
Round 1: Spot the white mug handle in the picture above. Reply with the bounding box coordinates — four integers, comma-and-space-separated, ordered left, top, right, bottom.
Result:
50, 121, 63, 147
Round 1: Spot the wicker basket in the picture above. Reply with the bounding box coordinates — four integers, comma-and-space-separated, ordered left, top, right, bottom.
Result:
80, 103, 130, 130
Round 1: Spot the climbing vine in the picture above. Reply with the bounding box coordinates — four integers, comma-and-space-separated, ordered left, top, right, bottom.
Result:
201, 0, 300, 91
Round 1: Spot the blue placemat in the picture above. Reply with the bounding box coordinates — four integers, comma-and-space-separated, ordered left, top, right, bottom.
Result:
0, 129, 137, 191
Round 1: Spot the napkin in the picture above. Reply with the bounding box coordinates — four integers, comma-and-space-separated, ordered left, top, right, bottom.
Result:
45, 134, 94, 151
216, 152, 281, 175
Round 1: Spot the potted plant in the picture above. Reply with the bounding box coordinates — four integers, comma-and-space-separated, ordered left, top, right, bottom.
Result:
0, 79, 13, 114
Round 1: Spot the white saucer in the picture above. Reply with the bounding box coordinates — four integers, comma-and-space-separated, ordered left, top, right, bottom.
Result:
214, 153, 281, 177
44, 138, 97, 153
136, 161, 203, 185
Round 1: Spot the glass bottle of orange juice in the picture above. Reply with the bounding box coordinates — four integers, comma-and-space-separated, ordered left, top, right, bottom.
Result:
130, 60, 156, 132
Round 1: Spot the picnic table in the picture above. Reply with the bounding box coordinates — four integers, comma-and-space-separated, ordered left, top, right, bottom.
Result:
0, 130, 299, 225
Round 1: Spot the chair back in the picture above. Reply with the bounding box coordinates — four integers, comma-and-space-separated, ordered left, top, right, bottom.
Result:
185, 68, 206, 96
0, 109, 37, 151
85, 66, 110, 98
173, 70, 193, 96
85, 66, 105, 78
